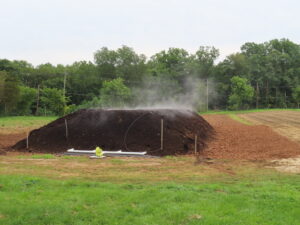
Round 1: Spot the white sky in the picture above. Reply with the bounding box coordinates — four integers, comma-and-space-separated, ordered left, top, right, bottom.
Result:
0, 0, 299, 65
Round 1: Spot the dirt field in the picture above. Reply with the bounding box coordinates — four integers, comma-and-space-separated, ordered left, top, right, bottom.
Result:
239, 111, 300, 144
0, 133, 26, 155
202, 114, 300, 160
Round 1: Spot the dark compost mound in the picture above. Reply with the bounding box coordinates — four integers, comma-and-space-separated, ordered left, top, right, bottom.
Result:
14, 109, 214, 156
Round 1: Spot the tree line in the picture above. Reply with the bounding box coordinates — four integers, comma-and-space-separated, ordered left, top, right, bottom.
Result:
0, 38, 300, 116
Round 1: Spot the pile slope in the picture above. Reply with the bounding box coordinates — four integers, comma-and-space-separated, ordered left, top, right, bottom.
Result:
14, 109, 214, 156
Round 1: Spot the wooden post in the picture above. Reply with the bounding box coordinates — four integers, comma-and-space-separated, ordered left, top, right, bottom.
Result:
26, 132, 29, 149
65, 119, 68, 139
194, 135, 198, 155
160, 119, 164, 151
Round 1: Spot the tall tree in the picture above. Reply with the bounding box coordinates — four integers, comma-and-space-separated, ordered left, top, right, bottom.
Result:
228, 76, 254, 110
99, 78, 132, 107
0, 71, 20, 114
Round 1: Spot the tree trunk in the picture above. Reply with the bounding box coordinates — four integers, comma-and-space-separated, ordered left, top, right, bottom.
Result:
266, 80, 269, 108
275, 87, 278, 108
256, 81, 259, 109
284, 91, 287, 108
206, 78, 209, 111
36, 84, 40, 116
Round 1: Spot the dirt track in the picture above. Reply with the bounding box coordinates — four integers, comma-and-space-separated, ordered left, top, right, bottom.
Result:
239, 111, 300, 144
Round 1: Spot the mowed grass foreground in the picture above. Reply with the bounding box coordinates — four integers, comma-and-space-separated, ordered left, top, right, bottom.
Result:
0, 156, 300, 225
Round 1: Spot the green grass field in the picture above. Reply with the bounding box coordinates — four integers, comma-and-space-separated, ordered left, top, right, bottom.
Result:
0, 116, 57, 128
0, 172, 299, 225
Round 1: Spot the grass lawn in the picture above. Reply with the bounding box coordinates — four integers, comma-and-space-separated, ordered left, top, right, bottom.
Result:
0, 116, 57, 133
0, 116, 57, 128
0, 173, 299, 225
0, 155, 300, 225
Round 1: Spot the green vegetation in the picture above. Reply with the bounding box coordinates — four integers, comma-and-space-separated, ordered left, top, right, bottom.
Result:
228, 114, 252, 125
0, 173, 299, 225
292, 85, 300, 108
228, 76, 254, 110
31, 154, 56, 159
1, 38, 300, 116
0, 116, 56, 128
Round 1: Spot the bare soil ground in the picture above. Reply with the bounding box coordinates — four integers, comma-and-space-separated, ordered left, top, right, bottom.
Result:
268, 156, 300, 173
237, 111, 300, 172
0, 133, 26, 155
239, 111, 300, 144
202, 114, 300, 160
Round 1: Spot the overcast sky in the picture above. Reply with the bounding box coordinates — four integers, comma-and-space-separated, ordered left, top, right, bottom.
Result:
0, 0, 299, 65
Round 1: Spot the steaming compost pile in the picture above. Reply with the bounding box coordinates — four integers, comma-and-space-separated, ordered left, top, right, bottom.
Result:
14, 109, 214, 156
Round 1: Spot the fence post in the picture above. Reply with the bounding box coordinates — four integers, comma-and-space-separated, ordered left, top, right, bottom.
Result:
65, 119, 68, 139
194, 135, 197, 155
161, 119, 164, 151
26, 132, 29, 149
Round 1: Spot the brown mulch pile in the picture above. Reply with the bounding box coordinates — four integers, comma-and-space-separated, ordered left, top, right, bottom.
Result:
13, 109, 214, 156
202, 115, 300, 160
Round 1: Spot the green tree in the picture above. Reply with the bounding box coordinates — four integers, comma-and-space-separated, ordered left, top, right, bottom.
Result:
16, 86, 37, 115
0, 71, 6, 101
40, 88, 66, 116
115, 46, 147, 86
228, 76, 254, 110
100, 78, 131, 107
0, 71, 20, 114
148, 48, 189, 81
292, 86, 300, 108
94, 47, 118, 80
66, 61, 99, 105
189, 46, 219, 78
214, 53, 249, 108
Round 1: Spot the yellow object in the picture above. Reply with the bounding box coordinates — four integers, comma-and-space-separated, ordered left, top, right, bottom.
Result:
95, 147, 103, 157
